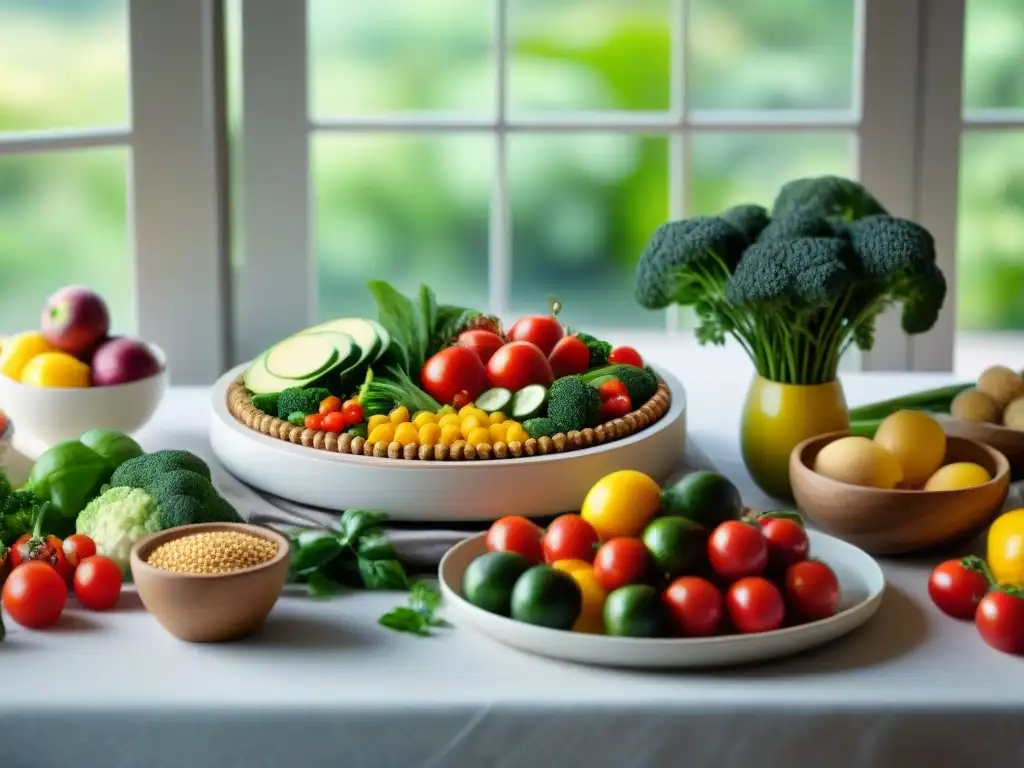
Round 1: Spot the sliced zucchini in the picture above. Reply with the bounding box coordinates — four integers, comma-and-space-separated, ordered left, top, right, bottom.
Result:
243, 353, 315, 395
475, 387, 513, 414
511, 384, 548, 420
265, 334, 339, 380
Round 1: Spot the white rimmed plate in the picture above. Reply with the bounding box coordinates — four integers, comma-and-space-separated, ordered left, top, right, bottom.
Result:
439, 531, 885, 669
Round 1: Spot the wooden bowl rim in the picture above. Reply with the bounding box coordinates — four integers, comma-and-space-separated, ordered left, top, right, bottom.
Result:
130, 522, 290, 582
937, 414, 1024, 441
791, 430, 1011, 497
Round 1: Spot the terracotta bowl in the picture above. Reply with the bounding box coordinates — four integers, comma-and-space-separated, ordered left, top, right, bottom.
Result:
939, 417, 1024, 480
130, 522, 290, 643
789, 431, 1010, 555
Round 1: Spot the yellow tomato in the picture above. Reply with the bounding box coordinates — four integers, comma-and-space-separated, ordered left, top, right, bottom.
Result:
466, 427, 491, 445
367, 414, 390, 433
923, 462, 991, 491
19, 352, 90, 388
389, 405, 410, 424
458, 404, 477, 418
437, 413, 461, 429
368, 423, 396, 444
568, 568, 608, 634
552, 559, 591, 574
488, 411, 506, 424
411, 411, 436, 428
439, 424, 461, 445
581, 469, 661, 540
418, 423, 441, 447
460, 415, 484, 439
488, 422, 509, 444
394, 422, 419, 446
505, 423, 527, 444
0, 331, 54, 381
988, 508, 1024, 587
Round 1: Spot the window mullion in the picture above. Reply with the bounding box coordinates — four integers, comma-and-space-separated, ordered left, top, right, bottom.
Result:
489, 0, 511, 317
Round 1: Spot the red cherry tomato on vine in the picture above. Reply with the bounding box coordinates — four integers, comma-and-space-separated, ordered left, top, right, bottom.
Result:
663, 576, 723, 637
507, 315, 564, 356
726, 577, 785, 634
2, 561, 67, 629
456, 330, 506, 365
15, 535, 74, 584
599, 394, 632, 421
486, 341, 554, 392
548, 336, 590, 379
8, 533, 31, 568
975, 590, 1024, 656
542, 514, 599, 564
63, 534, 97, 569
342, 399, 364, 425
784, 560, 840, 622
486, 516, 544, 563
421, 346, 488, 405
608, 346, 643, 367
707, 521, 768, 581
928, 559, 990, 620
592, 538, 649, 591
73, 555, 123, 611
760, 517, 809, 570
597, 379, 628, 401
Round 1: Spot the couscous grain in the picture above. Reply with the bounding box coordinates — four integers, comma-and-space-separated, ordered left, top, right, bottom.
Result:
146, 530, 278, 574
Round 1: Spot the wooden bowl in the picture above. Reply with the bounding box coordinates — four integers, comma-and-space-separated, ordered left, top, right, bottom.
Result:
130, 522, 290, 643
939, 417, 1024, 480
789, 431, 1010, 555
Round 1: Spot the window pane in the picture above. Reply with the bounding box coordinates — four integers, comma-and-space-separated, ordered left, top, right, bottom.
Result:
688, 132, 853, 214
308, 0, 493, 117
313, 134, 492, 320
0, 149, 132, 334
509, 134, 668, 328
957, 132, 1024, 331
0, 0, 128, 132
687, 0, 855, 112
964, 0, 1024, 111
509, 0, 671, 114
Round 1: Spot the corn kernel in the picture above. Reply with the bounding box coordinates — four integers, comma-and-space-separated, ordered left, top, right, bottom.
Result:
489, 422, 509, 443
418, 422, 441, 447
488, 411, 506, 424
412, 411, 436, 428
394, 422, 419, 445
505, 423, 527, 444
368, 423, 396, 444
437, 413, 461, 429
368, 414, 389, 433
460, 415, 483, 439
440, 424, 461, 445
467, 427, 491, 445
389, 405, 410, 424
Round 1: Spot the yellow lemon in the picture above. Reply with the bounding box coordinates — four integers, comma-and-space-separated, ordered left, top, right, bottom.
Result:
812, 436, 903, 489
923, 462, 991, 491
873, 410, 946, 486
568, 568, 608, 634
19, 352, 90, 388
580, 469, 661, 540
0, 331, 54, 381
988, 509, 1024, 587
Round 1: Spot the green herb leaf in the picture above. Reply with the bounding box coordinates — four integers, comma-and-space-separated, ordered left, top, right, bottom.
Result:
338, 509, 388, 548
409, 580, 442, 615
356, 529, 396, 561
368, 281, 420, 374
307, 570, 342, 598
378, 606, 432, 636
289, 530, 344, 576
357, 557, 409, 590
756, 510, 805, 527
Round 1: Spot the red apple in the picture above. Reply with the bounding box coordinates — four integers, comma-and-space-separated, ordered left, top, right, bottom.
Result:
41, 286, 110, 358
90, 337, 162, 386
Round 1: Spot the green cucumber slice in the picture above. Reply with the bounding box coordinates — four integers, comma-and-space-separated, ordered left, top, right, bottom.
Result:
587, 375, 615, 389
511, 384, 548, 420
265, 334, 339, 379
475, 387, 513, 414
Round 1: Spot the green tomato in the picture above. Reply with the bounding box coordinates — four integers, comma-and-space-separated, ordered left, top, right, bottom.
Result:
604, 585, 666, 638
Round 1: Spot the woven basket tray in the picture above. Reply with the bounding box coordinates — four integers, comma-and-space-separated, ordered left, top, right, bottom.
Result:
226, 378, 672, 462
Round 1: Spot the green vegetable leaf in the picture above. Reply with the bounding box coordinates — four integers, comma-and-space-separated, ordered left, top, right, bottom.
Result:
338, 509, 388, 548
289, 529, 344, 575
368, 281, 420, 374
356, 529, 396, 561
755, 510, 805, 527
378, 606, 433, 636
357, 557, 409, 590
307, 570, 343, 598
409, 580, 442, 615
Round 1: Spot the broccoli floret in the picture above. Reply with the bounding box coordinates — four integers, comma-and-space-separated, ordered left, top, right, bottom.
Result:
582, 365, 659, 406
251, 392, 281, 414
523, 418, 562, 440
720, 204, 770, 242
771, 176, 888, 222
546, 376, 601, 432
110, 450, 212, 488
0, 489, 41, 547
276, 387, 332, 420
727, 238, 854, 307
756, 210, 838, 243
573, 332, 612, 368
0, 470, 10, 499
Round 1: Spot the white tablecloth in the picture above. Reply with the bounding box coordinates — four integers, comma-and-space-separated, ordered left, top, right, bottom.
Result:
2, 342, 1023, 768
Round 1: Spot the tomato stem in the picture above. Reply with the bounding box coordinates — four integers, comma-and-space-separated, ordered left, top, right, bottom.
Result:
548, 296, 562, 318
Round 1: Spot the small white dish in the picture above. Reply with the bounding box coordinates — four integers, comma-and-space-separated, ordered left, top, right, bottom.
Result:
439, 531, 886, 669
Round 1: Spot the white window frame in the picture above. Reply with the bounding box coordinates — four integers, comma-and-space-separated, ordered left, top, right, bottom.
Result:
0, 0, 230, 385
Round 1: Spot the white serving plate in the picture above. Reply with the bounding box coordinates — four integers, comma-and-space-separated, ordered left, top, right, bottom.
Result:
209, 363, 687, 522
439, 531, 885, 669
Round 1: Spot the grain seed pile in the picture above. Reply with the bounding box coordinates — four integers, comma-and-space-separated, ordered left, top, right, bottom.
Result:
146, 530, 278, 574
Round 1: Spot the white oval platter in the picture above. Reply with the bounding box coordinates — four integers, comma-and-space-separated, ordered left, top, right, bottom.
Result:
439, 531, 886, 669
208, 363, 687, 522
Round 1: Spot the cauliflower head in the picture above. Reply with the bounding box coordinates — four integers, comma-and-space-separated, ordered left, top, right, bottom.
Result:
77, 487, 163, 575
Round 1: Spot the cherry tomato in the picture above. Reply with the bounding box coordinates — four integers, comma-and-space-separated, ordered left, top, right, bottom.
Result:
456, 330, 506, 365
597, 379, 628, 401
976, 590, 1024, 655
486, 341, 554, 392
928, 559, 990, 620
73, 555, 123, 611
421, 346, 488, 405
542, 514, 599, 564
318, 395, 342, 414
707, 521, 768, 581
592, 538, 650, 591
63, 534, 97, 569
760, 517, 810, 571
2, 561, 67, 629
452, 390, 472, 409
8, 533, 31, 568
548, 336, 590, 379
726, 577, 785, 634
608, 345, 643, 367
0, 546, 11, 586
486, 516, 544, 563
342, 399, 364, 425
784, 560, 840, 622
507, 314, 564, 356
304, 413, 324, 430
321, 411, 346, 433
599, 394, 632, 421
663, 576, 723, 637
16, 535, 74, 585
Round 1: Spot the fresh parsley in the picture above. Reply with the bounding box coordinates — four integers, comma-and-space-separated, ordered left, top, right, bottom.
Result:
379, 581, 449, 637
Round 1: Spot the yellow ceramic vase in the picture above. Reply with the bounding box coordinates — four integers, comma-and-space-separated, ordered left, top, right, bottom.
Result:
741, 376, 850, 501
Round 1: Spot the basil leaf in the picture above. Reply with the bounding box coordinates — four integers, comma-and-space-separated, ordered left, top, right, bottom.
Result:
307, 570, 342, 598
356, 529, 396, 561
357, 557, 409, 590
338, 509, 388, 548
289, 530, 344, 576
379, 607, 431, 636
409, 580, 442, 615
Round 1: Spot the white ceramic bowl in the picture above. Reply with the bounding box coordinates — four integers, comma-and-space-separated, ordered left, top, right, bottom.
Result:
0, 344, 168, 448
